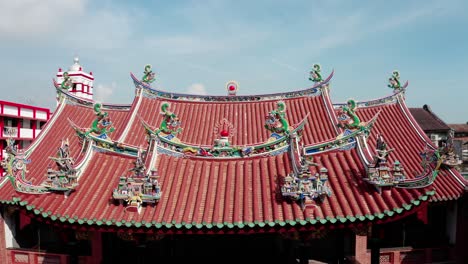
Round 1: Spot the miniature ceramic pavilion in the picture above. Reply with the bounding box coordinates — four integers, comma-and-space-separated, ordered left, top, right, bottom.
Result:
0, 60, 466, 264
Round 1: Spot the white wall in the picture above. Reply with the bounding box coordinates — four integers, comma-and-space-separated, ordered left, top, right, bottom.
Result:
3, 212, 19, 248
3, 105, 17, 116
20, 108, 33, 118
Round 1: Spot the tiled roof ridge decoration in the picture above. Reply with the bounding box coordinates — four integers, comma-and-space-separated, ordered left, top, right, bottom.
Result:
281, 132, 332, 210
53, 80, 131, 110
0, 132, 97, 195
387, 70, 404, 92
333, 71, 409, 109
40, 138, 79, 193
337, 99, 364, 131
68, 117, 140, 158
303, 107, 380, 156
440, 129, 463, 167
140, 101, 309, 159
309, 64, 323, 83
0, 138, 46, 194
361, 132, 443, 191
112, 139, 162, 213
141, 64, 156, 84
132, 64, 333, 102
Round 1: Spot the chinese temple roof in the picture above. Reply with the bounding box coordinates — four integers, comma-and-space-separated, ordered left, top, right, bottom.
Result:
0, 67, 465, 233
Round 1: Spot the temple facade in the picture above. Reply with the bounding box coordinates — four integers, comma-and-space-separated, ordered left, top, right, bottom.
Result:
0, 60, 466, 264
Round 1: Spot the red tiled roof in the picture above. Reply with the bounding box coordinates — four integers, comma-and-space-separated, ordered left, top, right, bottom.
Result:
448, 124, 468, 134
0, 91, 451, 232
408, 106, 451, 132
125, 96, 338, 147
357, 99, 466, 201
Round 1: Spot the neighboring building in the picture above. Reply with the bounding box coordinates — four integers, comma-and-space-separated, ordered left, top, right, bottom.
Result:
0, 62, 466, 264
0, 100, 50, 174
448, 123, 468, 178
55, 57, 94, 100
409, 104, 451, 148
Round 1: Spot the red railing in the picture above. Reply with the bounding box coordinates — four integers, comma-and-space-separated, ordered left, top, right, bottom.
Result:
6, 249, 69, 264
379, 246, 454, 264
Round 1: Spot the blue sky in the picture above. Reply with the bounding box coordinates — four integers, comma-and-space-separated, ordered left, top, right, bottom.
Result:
0, 0, 467, 123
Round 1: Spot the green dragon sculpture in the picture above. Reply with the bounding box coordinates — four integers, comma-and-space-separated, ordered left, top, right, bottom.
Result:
61, 72, 73, 90
156, 102, 183, 135
265, 101, 290, 134
337, 99, 363, 130
142, 64, 156, 84
85, 102, 115, 139
387, 70, 401, 90
309, 64, 323, 83
0, 138, 18, 177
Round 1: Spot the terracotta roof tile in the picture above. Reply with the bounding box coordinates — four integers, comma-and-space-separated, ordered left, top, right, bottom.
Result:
408, 105, 451, 132
0, 91, 464, 232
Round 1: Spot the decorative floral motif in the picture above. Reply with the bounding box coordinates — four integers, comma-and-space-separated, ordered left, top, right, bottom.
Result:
142, 64, 156, 84
309, 64, 323, 83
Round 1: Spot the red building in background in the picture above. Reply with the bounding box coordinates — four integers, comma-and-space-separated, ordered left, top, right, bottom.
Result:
0, 100, 50, 174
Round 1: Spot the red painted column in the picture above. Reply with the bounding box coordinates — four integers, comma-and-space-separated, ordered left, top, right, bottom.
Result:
0, 113, 4, 138
17, 117, 20, 141
32, 120, 37, 139
0, 209, 8, 263
0, 115, 3, 175
91, 231, 102, 264
355, 234, 370, 264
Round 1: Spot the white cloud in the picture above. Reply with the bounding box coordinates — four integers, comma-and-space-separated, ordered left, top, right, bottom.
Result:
94, 82, 116, 102
61, 10, 132, 50
0, 0, 87, 38
186, 83, 207, 95
0, 0, 132, 50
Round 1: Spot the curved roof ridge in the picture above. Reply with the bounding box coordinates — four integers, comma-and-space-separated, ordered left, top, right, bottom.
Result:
333, 81, 408, 109
53, 79, 132, 110
131, 70, 334, 102
395, 96, 467, 188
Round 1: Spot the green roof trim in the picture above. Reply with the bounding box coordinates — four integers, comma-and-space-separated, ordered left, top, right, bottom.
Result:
4, 185, 435, 230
